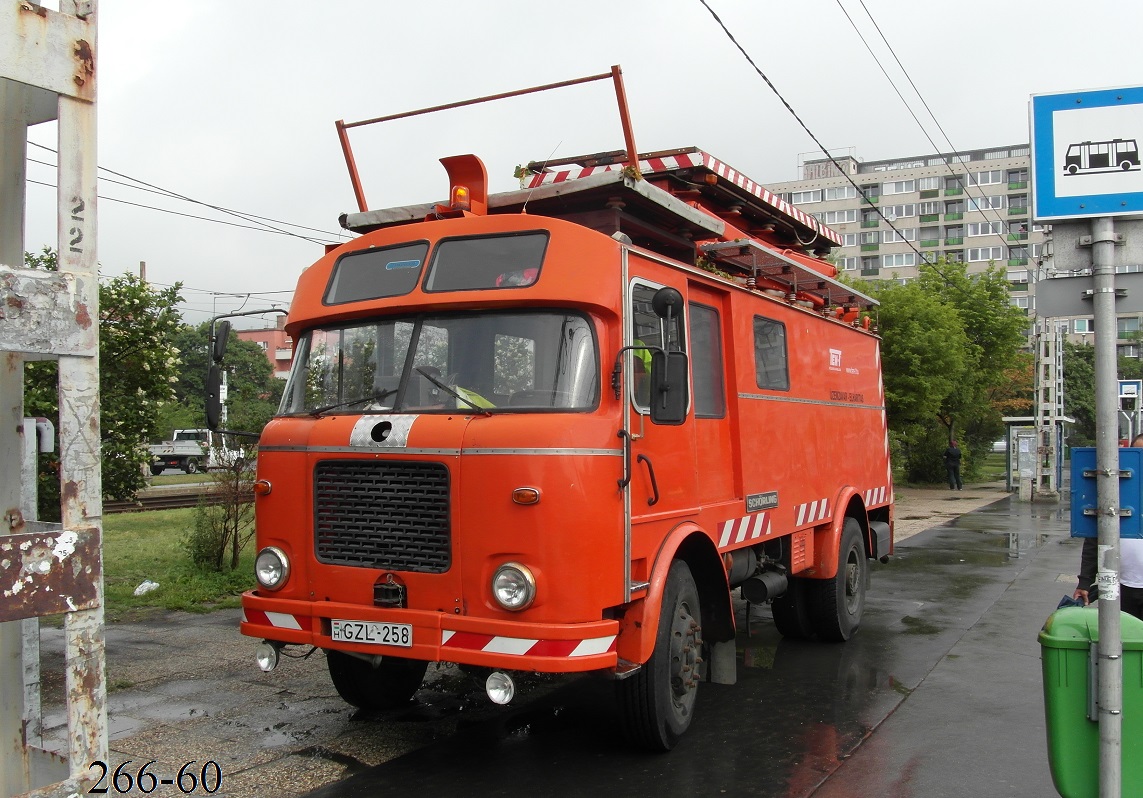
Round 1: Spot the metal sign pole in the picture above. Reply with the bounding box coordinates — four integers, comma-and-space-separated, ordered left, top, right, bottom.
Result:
1092, 216, 1123, 798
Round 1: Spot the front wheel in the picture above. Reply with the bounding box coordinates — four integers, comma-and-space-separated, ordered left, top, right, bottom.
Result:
326, 650, 428, 710
616, 560, 702, 751
1122, 160, 1134, 171
807, 518, 868, 642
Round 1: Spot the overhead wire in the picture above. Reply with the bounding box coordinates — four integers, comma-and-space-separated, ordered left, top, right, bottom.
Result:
694, 0, 930, 269
838, 0, 1014, 246
27, 142, 345, 245
27, 178, 338, 239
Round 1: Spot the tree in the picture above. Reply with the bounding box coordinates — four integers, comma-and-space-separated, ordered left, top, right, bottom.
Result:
872, 259, 1030, 482
1063, 341, 1095, 445
163, 322, 281, 437
1062, 341, 1143, 447
876, 283, 968, 427
23, 248, 183, 516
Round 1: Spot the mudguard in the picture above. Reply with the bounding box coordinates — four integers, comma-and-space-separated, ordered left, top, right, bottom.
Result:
615, 522, 733, 668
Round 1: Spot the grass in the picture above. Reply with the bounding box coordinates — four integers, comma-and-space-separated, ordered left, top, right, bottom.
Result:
101, 507, 255, 622
977, 451, 1008, 483
150, 472, 211, 486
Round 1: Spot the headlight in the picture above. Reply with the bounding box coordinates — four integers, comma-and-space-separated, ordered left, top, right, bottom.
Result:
255, 546, 290, 591
492, 562, 536, 611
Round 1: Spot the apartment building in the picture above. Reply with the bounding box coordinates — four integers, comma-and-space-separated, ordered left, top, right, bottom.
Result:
235, 314, 294, 379
768, 143, 1044, 317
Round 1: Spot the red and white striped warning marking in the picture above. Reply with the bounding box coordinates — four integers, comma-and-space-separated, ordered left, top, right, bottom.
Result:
440, 630, 616, 658
795, 498, 831, 527
864, 485, 889, 506
717, 511, 773, 548
242, 609, 304, 631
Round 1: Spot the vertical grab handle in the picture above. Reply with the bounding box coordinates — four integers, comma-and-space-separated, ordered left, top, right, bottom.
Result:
637, 454, 660, 506
617, 429, 632, 489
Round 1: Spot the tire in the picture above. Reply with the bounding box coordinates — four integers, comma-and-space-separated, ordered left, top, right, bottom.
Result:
150, 465, 163, 476
807, 518, 868, 642
617, 560, 702, 751
771, 576, 815, 639
1122, 160, 1133, 171
325, 650, 428, 710
1067, 164, 1078, 175
184, 458, 199, 474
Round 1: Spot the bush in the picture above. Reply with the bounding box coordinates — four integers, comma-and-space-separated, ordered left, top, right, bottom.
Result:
182, 453, 256, 572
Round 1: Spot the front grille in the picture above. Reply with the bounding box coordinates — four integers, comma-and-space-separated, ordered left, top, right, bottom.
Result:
314, 460, 451, 573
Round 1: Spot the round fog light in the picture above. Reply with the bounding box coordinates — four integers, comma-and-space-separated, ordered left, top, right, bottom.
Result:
255, 641, 280, 672
255, 546, 290, 591
492, 562, 536, 611
486, 671, 516, 705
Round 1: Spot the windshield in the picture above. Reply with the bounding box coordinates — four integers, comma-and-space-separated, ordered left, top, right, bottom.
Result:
280, 311, 598, 415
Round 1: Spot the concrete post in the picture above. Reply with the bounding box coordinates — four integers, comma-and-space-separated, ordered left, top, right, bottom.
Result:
0, 74, 33, 798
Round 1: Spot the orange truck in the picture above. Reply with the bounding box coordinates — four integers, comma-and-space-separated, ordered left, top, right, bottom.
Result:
223, 69, 893, 750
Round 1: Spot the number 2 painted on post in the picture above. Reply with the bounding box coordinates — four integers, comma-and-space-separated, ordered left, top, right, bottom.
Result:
70, 196, 85, 253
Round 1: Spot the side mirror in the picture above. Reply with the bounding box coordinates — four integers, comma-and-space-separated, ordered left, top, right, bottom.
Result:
205, 364, 223, 431
649, 350, 688, 425
212, 320, 231, 363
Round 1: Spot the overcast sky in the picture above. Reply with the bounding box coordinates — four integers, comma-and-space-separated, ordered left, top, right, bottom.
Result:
20, 0, 1143, 326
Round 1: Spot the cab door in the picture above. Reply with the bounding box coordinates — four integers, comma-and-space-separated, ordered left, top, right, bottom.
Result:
624, 256, 699, 583
687, 280, 739, 508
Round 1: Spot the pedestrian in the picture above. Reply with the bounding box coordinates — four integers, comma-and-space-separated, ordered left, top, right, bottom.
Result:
943, 439, 963, 491
1073, 433, 1143, 620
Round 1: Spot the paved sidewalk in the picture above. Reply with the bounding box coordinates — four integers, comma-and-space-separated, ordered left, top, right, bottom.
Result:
893, 479, 1012, 541
815, 486, 1081, 797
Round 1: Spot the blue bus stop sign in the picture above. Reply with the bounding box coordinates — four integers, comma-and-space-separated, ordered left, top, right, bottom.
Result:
1031, 86, 1143, 221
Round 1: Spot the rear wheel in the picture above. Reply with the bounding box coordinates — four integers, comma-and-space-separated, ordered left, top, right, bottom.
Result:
150, 465, 163, 476
771, 576, 815, 639
617, 560, 702, 751
807, 518, 868, 642
184, 458, 199, 474
325, 650, 428, 710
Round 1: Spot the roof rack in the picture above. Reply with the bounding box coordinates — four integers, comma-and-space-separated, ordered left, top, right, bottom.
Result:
522, 146, 841, 251
701, 239, 877, 310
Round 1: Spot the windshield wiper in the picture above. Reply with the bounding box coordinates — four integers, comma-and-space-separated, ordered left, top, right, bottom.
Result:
415, 368, 492, 416
309, 388, 397, 417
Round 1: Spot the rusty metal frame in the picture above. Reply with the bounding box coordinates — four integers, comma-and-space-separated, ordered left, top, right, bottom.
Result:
335, 64, 641, 213
1, 1, 106, 796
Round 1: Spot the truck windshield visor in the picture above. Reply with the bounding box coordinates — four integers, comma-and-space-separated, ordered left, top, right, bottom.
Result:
280, 311, 599, 415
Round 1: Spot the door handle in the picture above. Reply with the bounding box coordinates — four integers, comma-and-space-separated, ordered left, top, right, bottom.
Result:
637, 454, 659, 506
617, 429, 632, 489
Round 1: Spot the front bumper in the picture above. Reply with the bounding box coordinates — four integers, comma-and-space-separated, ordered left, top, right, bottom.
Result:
241, 591, 619, 673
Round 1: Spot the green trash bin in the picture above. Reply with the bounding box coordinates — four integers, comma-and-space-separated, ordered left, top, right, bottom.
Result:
1040, 606, 1143, 798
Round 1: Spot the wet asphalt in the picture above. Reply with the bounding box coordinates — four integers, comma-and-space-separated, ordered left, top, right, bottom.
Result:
34, 491, 1078, 797
299, 495, 1076, 798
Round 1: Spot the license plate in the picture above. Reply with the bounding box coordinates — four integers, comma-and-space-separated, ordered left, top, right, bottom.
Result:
330, 619, 413, 647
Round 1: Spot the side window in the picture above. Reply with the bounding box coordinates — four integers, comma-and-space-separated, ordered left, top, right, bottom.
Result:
689, 303, 725, 418
753, 316, 789, 391
631, 282, 684, 409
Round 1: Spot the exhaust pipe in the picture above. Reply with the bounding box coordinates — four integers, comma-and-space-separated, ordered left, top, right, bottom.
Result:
740, 571, 788, 604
